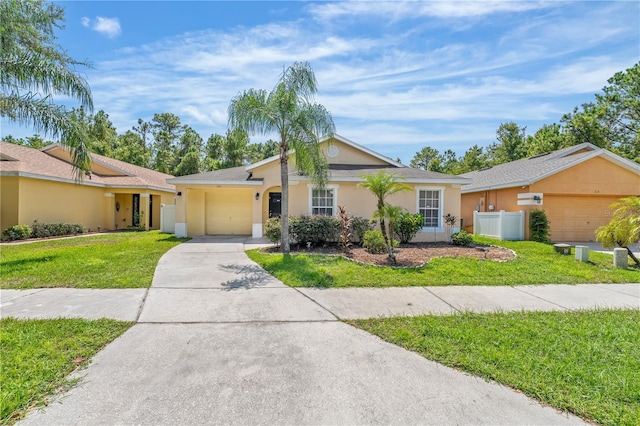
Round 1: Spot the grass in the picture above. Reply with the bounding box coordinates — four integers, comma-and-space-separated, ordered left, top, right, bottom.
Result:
0, 318, 133, 424
350, 309, 640, 426
0, 231, 189, 289
246, 238, 639, 287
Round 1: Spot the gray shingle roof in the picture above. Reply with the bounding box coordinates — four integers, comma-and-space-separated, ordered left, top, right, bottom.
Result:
167, 166, 261, 183
460, 143, 614, 192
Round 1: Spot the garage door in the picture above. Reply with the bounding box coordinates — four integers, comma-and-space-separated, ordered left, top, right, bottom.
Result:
205, 189, 253, 235
544, 195, 620, 242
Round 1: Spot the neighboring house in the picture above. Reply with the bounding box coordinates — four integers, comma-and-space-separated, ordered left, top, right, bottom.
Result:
0, 142, 175, 232
169, 135, 471, 240
460, 143, 640, 242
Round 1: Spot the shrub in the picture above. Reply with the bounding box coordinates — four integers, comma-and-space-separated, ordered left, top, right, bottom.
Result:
289, 215, 340, 246
264, 217, 282, 245
393, 212, 423, 243
350, 216, 374, 245
451, 230, 473, 246
529, 209, 550, 242
30, 222, 87, 238
363, 230, 398, 254
2, 225, 32, 241
338, 206, 352, 253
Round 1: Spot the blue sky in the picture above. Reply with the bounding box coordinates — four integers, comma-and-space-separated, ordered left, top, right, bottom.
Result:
3, 1, 638, 164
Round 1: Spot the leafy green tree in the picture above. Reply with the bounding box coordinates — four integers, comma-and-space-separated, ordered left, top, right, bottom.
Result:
359, 170, 412, 250
151, 113, 183, 174
439, 149, 460, 174
224, 128, 248, 167
457, 144, 489, 173
596, 197, 640, 266
173, 126, 203, 176
524, 123, 571, 157
3, 134, 49, 148
244, 139, 279, 164
203, 133, 225, 171
0, 0, 93, 173
488, 122, 527, 164
113, 130, 149, 167
410, 146, 442, 171
228, 62, 335, 253
560, 103, 609, 149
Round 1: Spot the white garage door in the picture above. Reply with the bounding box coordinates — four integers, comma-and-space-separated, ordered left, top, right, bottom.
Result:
205, 189, 253, 235
544, 195, 621, 242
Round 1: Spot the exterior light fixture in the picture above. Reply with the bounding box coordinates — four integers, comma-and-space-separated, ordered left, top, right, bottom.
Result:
255, 192, 260, 200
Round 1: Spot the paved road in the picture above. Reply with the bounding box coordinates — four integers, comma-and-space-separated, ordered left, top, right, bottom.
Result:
6, 236, 638, 425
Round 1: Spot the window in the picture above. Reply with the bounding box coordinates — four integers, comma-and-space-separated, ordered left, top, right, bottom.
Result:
309, 185, 338, 216
417, 188, 443, 229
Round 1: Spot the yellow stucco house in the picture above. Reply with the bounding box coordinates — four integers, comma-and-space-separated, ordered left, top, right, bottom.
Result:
169, 135, 471, 241
0, 141, 176, 233
460, 143, 640, 241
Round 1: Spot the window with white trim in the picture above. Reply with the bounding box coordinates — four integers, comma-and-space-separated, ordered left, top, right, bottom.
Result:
418, 189, 442, 228
310, 187, 336, 216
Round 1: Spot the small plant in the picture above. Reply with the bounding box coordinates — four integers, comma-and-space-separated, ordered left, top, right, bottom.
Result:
451, 230, 473, 246
443, 213, 457, 242
350, 216, 374, 245
363, 230, 398, 254
338, 206, 352, 253
289, 215, 340, 247
2, 225, 32, 241
596, 196, 640, 266
264, 217, 282, 245
393, 212, 423, 243
529, 210, 550, 243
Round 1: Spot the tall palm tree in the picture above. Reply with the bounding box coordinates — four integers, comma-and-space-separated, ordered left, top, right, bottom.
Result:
0, 0, 93, 174
372, 204, 406, 264
360, 171, 412, 247
228, 62, 335, 253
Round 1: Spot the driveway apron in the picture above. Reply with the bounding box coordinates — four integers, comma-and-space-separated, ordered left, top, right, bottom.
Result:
21, 236, 585, 425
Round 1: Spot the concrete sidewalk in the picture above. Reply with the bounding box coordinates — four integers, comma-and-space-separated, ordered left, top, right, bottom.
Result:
7, 236, 637, 425
3, 283, 638, 321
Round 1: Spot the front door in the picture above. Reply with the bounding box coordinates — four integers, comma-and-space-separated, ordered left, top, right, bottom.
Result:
132, 194, 140, 226
269, 192, 282, 218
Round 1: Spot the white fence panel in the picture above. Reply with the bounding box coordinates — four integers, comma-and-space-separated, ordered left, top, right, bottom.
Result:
473, 210, 524, 240
160, 204, 176, 234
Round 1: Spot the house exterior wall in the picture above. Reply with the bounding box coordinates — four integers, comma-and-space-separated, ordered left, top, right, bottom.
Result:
0, 176, 19, 232
0, 175, 174, 233
461, 156, 640, 242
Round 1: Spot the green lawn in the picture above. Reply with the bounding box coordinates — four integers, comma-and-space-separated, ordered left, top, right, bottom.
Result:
0, 318, 133, 424
0, 231, 189, 289
247, 238, 639, 287
350, 309, 640, 426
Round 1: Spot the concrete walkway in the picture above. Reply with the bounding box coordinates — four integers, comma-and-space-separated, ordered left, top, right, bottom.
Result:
4, 236, 638, 425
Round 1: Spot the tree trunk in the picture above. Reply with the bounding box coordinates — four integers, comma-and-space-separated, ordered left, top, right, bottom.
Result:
627, 246, 640, 266
378, 201, 389, 245
280, 157, 290, 254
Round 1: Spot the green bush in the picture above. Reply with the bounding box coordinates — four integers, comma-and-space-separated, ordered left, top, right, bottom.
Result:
362, 230, 398, 254
2, 225, 32, 241
451, 230, 473, 246
393, 212, 423, 243
289, 215, 340, 246
30, 222, 87, 239
350, 216, 374, 245
529, 210, 550, 242
264, 217, 282, 244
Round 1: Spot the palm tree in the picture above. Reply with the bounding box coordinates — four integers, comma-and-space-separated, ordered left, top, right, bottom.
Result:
372, 204, 406, 264
228, 62, 335, 253
0, 0, 93, 174
596, 196, 640, 265
359, 170, 412, 247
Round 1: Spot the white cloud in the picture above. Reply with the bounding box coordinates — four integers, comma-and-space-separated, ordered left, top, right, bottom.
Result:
308, 0, 551, 21
82, 16, 121, 39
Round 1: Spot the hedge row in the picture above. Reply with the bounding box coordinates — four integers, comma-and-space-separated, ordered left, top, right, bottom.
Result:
265, 215, 374, 246
2, 222, 87, 241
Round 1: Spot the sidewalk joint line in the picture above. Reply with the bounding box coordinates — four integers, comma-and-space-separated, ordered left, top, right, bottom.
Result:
421, 287, 461, 313
510, 286, 569, 310
292, 287, 341, 320
135, 288, 150, 323
136, 319, 341, 325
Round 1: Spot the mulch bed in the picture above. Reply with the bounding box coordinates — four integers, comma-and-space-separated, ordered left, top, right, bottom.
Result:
266, 242, 516, 267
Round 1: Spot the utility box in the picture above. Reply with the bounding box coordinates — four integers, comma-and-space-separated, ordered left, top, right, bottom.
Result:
613, 248, 628, 269
575, 246, 589, 262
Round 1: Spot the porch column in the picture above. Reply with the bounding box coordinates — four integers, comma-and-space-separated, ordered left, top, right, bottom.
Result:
104, 193, 115, 231
174, 188, 187, 237
140, 193, 151, 230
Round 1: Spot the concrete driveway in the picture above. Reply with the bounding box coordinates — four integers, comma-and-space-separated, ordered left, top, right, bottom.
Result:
20, 236, 589, 425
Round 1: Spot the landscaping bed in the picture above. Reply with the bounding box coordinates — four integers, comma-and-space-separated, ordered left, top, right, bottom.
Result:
267, 242, 515, 267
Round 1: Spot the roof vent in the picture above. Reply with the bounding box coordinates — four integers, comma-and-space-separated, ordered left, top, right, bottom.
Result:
529, 152, 551, 159
478, 166, 492, 171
